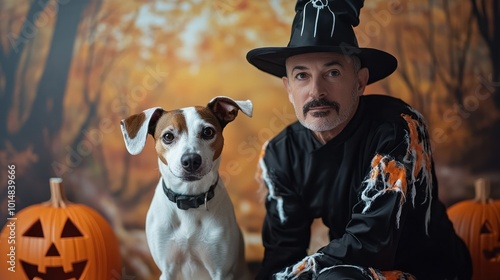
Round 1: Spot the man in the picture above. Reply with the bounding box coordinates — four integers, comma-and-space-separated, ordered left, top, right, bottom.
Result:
246, 0, 472, 279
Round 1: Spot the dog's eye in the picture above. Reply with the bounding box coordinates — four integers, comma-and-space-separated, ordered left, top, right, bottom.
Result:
201, 127, 215, 140
162, 132, 175, 144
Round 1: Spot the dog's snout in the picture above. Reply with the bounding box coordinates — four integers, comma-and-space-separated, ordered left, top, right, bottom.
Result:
181, 153, 202, 172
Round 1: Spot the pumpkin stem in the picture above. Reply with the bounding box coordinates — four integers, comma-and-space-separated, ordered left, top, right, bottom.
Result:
474, 178, 491, 204
45, 177, 70, 208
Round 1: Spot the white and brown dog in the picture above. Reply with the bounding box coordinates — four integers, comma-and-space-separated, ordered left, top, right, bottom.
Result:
120, 96, 253, 280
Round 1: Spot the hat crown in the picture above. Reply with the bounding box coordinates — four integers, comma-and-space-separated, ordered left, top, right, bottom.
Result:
288, 0, 362, 49
295, 0, 363, 26
245, 0, 398, 84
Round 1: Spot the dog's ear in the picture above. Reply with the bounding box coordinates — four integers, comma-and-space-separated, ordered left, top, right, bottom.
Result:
120, 107, 164, 155
207, 96, 253, 127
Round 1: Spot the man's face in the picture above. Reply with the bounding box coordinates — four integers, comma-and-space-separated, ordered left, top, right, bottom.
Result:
283, 52, 368, 133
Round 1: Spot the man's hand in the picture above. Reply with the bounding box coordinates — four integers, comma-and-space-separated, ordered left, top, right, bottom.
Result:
273, 253, 324, 280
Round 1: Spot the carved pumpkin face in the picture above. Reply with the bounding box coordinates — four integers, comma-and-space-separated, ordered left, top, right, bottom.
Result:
0, 178, 121, 280
447, 179, 500, 280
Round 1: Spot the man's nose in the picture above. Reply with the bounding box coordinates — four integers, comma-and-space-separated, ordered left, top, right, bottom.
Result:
309, 76, 327, 98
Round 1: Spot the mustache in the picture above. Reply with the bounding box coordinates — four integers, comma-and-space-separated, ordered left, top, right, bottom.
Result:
303, 99, 340, 116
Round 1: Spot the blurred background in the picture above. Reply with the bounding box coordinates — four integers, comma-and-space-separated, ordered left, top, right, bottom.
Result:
0, 0, 499, 278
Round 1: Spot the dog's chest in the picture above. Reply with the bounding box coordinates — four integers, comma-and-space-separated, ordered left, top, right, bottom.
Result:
161, 209, 224, 257
156, 193, 225, 239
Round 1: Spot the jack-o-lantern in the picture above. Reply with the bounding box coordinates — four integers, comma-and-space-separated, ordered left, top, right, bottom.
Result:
447, 178, 500, 280
0, 178, 121, 280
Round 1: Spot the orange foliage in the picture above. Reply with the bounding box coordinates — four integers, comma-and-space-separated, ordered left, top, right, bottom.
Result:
0, 0, 497, 278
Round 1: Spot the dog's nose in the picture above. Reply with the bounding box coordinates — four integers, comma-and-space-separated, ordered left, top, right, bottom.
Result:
181, 153, 202, 172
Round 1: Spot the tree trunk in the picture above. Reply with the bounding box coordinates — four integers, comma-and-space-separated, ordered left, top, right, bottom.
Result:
5, 0, 90, 219
0, 0, 50, 149
471, 0, 500, 109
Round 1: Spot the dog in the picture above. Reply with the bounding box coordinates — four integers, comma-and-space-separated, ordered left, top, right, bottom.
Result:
120, 96, 253, 280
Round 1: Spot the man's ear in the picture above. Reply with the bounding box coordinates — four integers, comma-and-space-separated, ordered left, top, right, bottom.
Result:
120, 107, 163, 155
357, 67, 369, 94
207, 96, 253, 128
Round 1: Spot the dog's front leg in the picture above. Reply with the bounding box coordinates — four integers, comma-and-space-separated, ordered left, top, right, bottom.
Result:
158, 265, 181, 280
203, 247, 237, 280
206, 270, 227, 280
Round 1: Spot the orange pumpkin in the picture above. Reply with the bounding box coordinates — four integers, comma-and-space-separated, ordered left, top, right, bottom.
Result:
0, 178, 121, 280
447, 178, 500, 280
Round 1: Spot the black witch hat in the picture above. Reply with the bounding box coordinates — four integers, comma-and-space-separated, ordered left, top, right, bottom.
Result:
246, 0, 397, 84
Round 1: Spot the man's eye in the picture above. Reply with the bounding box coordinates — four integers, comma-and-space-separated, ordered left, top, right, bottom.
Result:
162, 132, 175, 144
328, 70, 340, 77
295, 73, 307, 80
201, 127, 215, 140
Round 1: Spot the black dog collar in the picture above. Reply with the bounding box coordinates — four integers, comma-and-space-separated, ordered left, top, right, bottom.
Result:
162, 177, 218, 210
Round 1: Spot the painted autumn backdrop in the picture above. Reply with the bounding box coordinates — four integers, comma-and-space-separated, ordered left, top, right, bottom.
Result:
1, 0, 499, 278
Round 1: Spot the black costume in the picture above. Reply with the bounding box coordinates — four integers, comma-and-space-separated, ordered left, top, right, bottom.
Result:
257, 95, 472, 279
